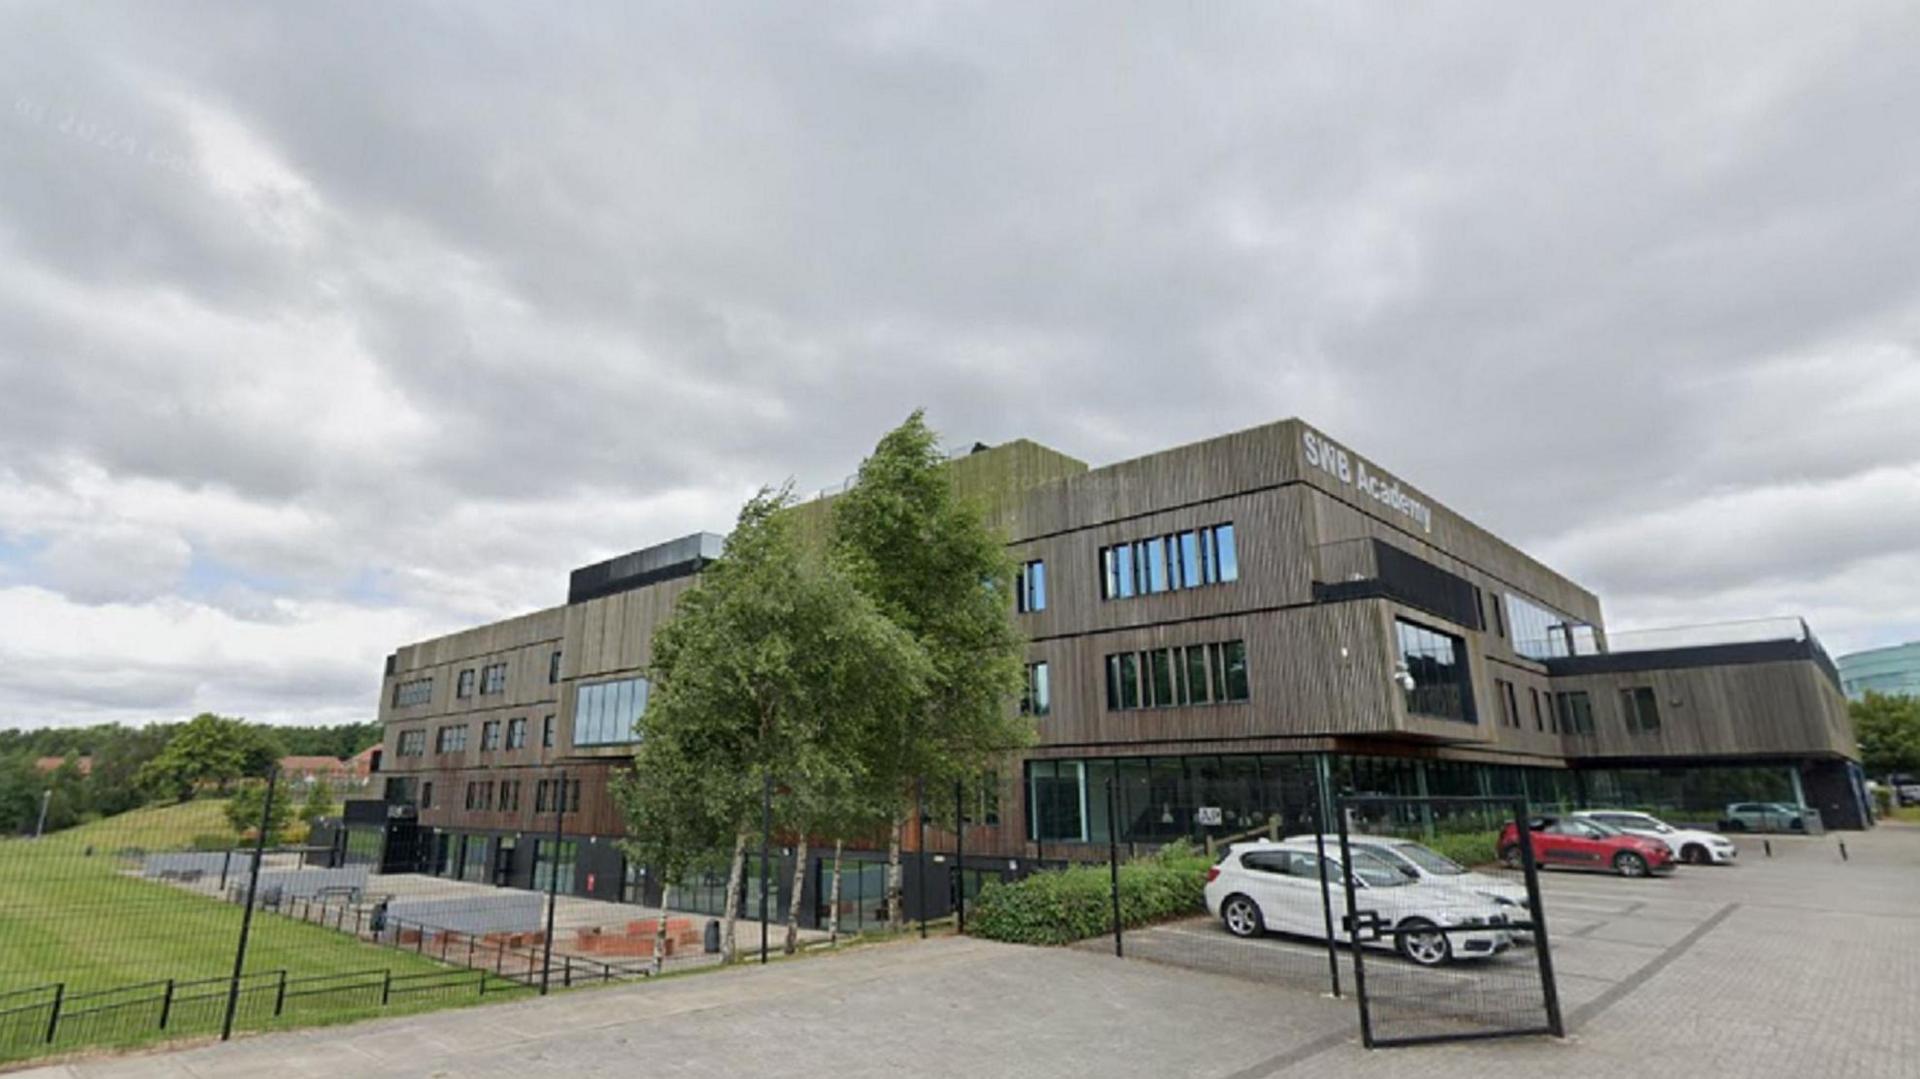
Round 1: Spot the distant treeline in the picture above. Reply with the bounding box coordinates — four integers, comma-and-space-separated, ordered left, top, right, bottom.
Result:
0, 717, 382, 836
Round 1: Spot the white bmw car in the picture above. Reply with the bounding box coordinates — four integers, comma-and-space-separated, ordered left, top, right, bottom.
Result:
1205, 839, 1514, 967
1572, 810, 1738, 865
1313, 834, 1533, 914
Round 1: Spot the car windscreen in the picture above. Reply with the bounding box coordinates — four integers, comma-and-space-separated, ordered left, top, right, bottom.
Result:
1390, 842, 1467, 876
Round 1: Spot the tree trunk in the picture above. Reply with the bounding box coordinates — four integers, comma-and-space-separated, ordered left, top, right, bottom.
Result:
827, 839, 844, 946
652, 882, 673, 976
720, 830, 748, 963
783, 836, 809, 955
886, 814, 904, 932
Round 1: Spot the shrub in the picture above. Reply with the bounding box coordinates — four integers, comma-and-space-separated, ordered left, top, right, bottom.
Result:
190, 833, 237, 851
968, 841, 1210, 946
1422, 830, 1500, 868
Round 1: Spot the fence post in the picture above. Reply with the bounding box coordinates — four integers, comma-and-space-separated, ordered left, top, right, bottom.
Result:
222, 767, 279, 1042
380, 969, 392, 1006
954, 779, 967, 935
159, 978, 176, 1030
1106, 778, 1123, 958
44, 983, 64, 1045
274, 969, 288, 1017
220, 849, 233, 890
540, 768, 565, 995
915, 776, 928, 941
1334, 796, 1375, 1049
1312, 803, 1341, 998
1514, 796, 1566, 1038
760, 770, 773, 964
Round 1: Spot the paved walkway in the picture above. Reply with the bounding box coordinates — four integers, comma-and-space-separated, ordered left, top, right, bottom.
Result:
19, 824, 1920, 1079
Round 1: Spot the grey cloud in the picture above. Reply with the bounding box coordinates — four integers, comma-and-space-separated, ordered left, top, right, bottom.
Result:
1, 1, 1918, 725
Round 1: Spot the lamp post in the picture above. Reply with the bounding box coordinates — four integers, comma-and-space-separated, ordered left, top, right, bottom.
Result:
34, 789, 50, 839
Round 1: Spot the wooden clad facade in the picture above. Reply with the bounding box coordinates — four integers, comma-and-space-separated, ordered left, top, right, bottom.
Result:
370, 415, 1865, 861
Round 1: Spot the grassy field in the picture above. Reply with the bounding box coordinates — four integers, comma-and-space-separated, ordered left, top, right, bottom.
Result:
0, 802, 508, 1064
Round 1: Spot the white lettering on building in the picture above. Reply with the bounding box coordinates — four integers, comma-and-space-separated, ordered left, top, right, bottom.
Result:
1301, 430, 1435, 535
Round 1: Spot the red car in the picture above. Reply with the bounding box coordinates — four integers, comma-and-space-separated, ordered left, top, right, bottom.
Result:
1498, 816, 1674, 878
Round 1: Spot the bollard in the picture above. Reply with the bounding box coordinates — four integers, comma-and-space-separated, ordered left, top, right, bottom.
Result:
1763, 839, 1772, 858
1838, 841, 1849, 862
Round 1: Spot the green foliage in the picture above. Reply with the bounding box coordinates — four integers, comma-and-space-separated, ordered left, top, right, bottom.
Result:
968, 842, 1212, 946
224, 781, 294, 845
136, 713, 278, 801
831, 410, 1032, 797
619, 486, 930, 885
1421, 830, 1501, 868
1852, 692, 1920, 778
298, 783, 337, 825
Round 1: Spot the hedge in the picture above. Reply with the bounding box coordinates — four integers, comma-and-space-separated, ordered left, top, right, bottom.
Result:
967, 841, 1211, 946
1421, 830, 1500, 869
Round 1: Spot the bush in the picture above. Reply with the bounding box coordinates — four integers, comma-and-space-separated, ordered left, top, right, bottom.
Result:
968, 841, 1211, 946
1422, 830, 1500, 868
190, 833, 237, 851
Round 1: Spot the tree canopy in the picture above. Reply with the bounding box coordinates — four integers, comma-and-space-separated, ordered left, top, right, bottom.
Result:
1853, 692, 1920, 777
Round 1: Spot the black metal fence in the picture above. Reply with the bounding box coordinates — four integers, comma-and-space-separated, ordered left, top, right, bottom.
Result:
0, 766, 692, 1067
1334, 794, 1563, 1048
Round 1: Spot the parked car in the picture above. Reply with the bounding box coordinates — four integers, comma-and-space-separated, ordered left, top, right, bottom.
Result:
1497, 816, 1675, 877
1719, 802, 1810, 832
1295, 833, 1532, 912
1204, 838, 1514, 967
1570, 810, 1739, 865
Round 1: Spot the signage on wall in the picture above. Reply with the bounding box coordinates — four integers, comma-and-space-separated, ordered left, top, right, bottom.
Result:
1301, 429, 1435, 535
1196, 806, 1224, 826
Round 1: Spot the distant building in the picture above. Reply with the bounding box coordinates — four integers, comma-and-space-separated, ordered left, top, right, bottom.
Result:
279, 755, 353, 787
347, 745, 379, 780
1837, 641, 1920, 701
32, 756, 91, 777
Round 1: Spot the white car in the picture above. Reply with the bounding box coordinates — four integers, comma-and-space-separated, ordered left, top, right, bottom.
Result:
1573, 810, 1738, 865
1204, 839, 1514, 967
1311, 834, 1533, 913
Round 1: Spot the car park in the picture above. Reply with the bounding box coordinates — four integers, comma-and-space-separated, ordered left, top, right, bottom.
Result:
1720, 802, 1814, 832
1205, 838, 1514, 967
1571, 810, 1739, 865
1497, 816, 1675, 877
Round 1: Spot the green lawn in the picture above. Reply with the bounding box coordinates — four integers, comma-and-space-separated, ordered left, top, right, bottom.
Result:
0, 803, 518, 1064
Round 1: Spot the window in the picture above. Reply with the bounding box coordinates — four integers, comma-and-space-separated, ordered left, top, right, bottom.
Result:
1506, 594, 1594, 660
542, 715, 556, 748
1100, 523, 1239, 600
506, 717, 528, 749
1530, 687, 1546, 732
1621, 686, 1662, 733
1394, 620, 1474, 723
1496, 679, 1520, 728
961, 772, 1001, 826
435, 724, 469, 753
480, 662, 508, 695
392, 678, 433, 708
549, 650, 562, 684
534, 839, 579, 893
1027, 760, 1087, 843
573, 677, 650, 746
535, 778, 579, 814
1105, 641, 1249, 711
1491, 592, 1507, 639
464, 781, 478, 811
420, 781, 434, 810
1241, 851, 1290, 875
1554, 691, 1596, 735
456, 669, 476, 699
481, 719, 502, 750
396, 730, 427, 757
1016, 560, 1047, 613
501, 779, 521, 812
1022, 662, 1051, 717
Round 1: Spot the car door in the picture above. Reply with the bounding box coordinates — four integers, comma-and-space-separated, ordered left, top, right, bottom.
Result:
1234, 851, 1297, 933
1553, 820, 1609, 868
1529, 818, 1574, 865
1281, 849, 1344, 939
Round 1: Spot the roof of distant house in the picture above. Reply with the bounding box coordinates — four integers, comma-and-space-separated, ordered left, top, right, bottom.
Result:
33, 756, 93, 776
278, 755, 349, 774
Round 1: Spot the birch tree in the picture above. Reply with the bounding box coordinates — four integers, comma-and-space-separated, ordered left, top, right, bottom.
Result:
832, 412, 1033, 930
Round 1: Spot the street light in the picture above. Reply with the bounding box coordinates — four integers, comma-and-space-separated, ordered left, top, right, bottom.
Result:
34, 789, 51, 839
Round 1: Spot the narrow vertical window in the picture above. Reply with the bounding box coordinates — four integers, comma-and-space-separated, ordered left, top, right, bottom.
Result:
1214, 524, 1239, 582
1186, 645, 1212, 704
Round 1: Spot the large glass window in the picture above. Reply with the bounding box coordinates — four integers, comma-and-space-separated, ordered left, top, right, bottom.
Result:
396, 729, 426, 757
1395, 620, 1474, 723
1027, 761, 1088, 842
1506, 594, 1595, 660
392, 678, 433, 708
1100, 523, 1239, 600
534, 839, 579, 894
435, 724, 469, 753
573, 677, 650, 746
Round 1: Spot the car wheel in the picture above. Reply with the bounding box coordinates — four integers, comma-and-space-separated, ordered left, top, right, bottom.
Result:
1499, 845, 1524, 870
1221, 894, 1264, 939
1396, 918, 1451, 967
1682, 844, 1709, 865
1613, 851, 1649, 878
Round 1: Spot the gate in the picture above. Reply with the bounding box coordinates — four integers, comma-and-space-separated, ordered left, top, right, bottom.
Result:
1333, 794, 1563, 1048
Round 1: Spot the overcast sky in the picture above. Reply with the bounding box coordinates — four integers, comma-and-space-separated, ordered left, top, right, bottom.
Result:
3, 3, 1918, 730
